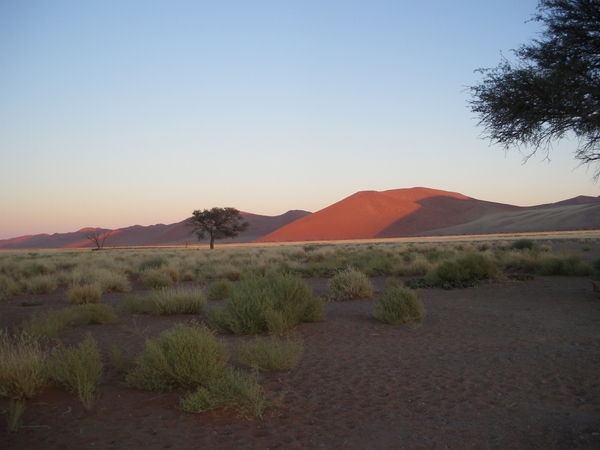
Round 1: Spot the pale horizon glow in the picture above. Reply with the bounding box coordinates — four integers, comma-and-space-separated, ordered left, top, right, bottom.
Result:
1, 1, 598, 240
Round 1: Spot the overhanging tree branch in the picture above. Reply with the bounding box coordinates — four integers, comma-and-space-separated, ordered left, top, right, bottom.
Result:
468, 0, 600, 179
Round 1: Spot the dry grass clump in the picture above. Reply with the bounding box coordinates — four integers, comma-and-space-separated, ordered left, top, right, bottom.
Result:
209, 272, 324, 335
23, 274, 58, 294
108, 345, 136, 374
327, 267, 374, 301
235, 335, 304, 372
537, 255, 594, 276
20, 304, 118, 339
122, 285, 206, 315
424, 253, 500, 289
207, 279, 233, 300
0, 330, 48, 400
179, 367, 273, 417
0, 275, 21, 301
66, 282, 102, 304
47, 333, 103, 411
374, 282, 426, 326
140, 269, 175, 289
126, 322, 228, 391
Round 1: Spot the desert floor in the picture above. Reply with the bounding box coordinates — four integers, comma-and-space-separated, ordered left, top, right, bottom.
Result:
1, 273, 600, 449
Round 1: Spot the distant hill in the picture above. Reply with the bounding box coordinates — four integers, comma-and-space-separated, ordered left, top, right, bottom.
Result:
257, 187, 600, 242
0, 210, 310, 249
3, 188, 600, 249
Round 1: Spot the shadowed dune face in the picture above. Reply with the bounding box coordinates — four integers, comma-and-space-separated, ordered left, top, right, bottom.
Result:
376, 196, 520, 238
256, 188, 472, 242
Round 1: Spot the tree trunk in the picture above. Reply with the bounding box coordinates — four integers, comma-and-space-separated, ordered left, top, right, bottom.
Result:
210, 236, 215, 250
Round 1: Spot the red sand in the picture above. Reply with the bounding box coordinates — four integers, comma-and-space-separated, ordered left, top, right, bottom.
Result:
2, 276, 600, 449
257, 187, 469, 242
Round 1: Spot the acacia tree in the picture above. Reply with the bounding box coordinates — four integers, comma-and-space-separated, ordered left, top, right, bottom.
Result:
187, 207, 249, 249
82, 228, 113, 250
468, 0, 600, 179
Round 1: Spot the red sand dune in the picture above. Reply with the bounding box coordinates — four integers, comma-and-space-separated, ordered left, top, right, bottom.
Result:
256, 187, 477, 242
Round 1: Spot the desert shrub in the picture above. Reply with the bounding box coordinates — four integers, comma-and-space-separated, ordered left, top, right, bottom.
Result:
20, 308, 78, 339
511, 239, 537, 251
0, 330, 48, 400
72, 304, 119, 325
235, 335, 304, 372
424, 253, 499, 289
179, 368, 270, 417
393, 255, 431, 277
122, 294, 155, 315
47, 333, 103, 411
207, 279, 233, 300
343, 249, 395, 276
373, 286, 426, 326
495, 248, 542, 273
66, 282, 102, 304
108, 345, 136, 374
327, 267, 374, 301
24, 275, 58, 294
209, 273, 324, 335
126, 322, 228, 391
0, 275, 21, 301
537, 255, 594, 276
140, 269, 174, 289
20, 304, 117, 339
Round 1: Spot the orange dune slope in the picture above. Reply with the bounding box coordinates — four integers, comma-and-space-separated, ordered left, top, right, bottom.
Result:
256, 187, 484, 242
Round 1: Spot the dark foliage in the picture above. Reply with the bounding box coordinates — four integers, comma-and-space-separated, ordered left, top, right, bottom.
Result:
468, 0, 600, 178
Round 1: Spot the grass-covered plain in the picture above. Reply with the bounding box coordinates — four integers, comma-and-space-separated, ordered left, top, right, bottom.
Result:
0, 234, 599, 440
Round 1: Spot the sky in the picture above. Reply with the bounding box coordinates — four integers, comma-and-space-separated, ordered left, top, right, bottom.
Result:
1, 0, 598, 240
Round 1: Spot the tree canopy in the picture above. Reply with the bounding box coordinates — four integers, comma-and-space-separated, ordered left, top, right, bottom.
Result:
468, 0, 600, 179
187, 207, 249, 249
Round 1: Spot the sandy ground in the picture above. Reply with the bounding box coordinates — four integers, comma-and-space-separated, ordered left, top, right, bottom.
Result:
1, 274, 600, 449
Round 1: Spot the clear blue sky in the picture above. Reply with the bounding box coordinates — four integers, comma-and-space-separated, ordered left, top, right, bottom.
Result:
1, 0, 598, 240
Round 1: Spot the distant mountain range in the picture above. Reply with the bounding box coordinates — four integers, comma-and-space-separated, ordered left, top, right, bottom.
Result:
2, 187, 599, 249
